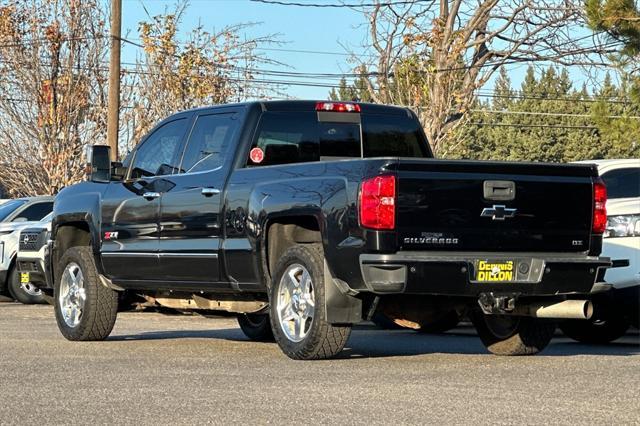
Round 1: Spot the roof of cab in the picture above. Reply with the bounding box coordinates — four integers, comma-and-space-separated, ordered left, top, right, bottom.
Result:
182, 100, 413, 116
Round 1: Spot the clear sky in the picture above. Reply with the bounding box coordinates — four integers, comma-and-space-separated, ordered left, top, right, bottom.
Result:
119, 0, 603, 101
120, 0, 367, 100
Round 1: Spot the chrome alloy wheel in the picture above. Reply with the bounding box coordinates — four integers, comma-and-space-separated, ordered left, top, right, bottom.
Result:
58, 262, 87, 328
20, 282, 42, 296
276, 264, 315, 343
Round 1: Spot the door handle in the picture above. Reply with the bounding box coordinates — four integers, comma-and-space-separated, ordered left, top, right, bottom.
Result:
142, 192, 160, 200
201, 187, 221, 197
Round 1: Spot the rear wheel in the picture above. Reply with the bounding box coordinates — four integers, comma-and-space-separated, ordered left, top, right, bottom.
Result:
471, 311, 555, 356
269, 244, 351, 360
7, 266, 45, 305
54, 246, 118, 341
237, 313, 274, 342
560, 315, 629, 344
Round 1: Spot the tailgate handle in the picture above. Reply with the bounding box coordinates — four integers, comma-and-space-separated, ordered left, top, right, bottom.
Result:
483, 181, 515, 201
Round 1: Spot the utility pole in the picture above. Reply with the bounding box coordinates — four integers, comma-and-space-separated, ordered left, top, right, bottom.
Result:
106, 0, 122, 161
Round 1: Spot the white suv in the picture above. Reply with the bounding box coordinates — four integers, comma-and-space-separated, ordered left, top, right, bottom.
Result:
561, 159, 639, 343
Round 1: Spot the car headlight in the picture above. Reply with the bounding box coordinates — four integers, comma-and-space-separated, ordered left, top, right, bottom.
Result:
604, 214, 640, 238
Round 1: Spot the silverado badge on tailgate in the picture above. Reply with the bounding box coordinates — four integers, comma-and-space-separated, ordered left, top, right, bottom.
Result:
476, 260, 514, 282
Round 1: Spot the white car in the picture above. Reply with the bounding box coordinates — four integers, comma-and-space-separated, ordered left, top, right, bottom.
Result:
561, 159, 639, 343
16, 220, 52, 296
0, 197, 54, 304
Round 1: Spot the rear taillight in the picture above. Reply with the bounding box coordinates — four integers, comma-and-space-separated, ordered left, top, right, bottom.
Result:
592, 178, 607, 234
359, 175, 396, 230
315, 102, 361, 113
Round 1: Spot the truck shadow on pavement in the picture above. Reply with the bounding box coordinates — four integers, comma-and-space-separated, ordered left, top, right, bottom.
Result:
109, 326, 640, 359
340, 330, 640, 359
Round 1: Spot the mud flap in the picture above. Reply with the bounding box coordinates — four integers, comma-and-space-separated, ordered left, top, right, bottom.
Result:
324, 260, 362, 324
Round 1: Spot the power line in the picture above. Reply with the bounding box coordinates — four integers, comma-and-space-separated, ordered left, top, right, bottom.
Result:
471, 109, 640, 119
0, 35, 106, 49
476, 92, 630, 104
471, 122, 597, 130
119, 35, 624, 81
250, 0, 430, 7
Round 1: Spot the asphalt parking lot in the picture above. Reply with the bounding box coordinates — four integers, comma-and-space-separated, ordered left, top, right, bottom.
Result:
0, 302, 638, 425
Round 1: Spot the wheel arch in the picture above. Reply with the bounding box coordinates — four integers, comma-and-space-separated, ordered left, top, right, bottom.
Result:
264, 215, 322, 281
52, 220, 101, 280
263, 215, 362, 325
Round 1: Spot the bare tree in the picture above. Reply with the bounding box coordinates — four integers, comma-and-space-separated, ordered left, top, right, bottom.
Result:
0, 0, 110, 196
123, 3, 283, 149
352, 0, 617, 153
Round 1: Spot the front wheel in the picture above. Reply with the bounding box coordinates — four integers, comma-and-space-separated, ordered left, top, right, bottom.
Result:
471, 311, 555, 356
54, 246, 118, 341
7, 266, 45, 305
269, 244, 351, 360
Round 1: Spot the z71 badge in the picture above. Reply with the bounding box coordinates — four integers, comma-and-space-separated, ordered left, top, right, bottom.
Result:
104, 231, 119, 240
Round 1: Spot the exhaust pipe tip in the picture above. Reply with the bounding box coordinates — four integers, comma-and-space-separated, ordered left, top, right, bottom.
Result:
583, 300, 594, 320
512, 299, 595, 320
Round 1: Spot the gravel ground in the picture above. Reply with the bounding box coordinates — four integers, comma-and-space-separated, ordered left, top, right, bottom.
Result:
0, 303, 638, 425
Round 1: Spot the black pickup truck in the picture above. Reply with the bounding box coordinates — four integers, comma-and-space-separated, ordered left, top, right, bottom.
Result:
46, 101, 611, 360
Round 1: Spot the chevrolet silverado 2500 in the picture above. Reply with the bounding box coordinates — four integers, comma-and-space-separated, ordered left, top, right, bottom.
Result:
46, 101, 611, 359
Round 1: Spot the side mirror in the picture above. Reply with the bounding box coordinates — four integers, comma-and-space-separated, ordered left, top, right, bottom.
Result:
84, 145, 111, 182
111, 161, 128, 181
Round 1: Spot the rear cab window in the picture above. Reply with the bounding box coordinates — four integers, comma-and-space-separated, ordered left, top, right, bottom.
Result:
247, 108, 429, 166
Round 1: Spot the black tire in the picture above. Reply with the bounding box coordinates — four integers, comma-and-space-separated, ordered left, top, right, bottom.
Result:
7, 265, 46, 305
237, 313, 275, 342
560, 315, 630, 344
54, 246, 118, 341
471, 311, 555, 356
269, 244, 351, 360
417, 310, 460, 334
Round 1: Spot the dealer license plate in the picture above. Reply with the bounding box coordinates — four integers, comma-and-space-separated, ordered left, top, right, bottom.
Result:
20, 272, 30, 284
475, 260, 515, 282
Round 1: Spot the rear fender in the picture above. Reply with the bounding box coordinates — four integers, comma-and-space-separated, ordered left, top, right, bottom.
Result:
245, 178, 362, 323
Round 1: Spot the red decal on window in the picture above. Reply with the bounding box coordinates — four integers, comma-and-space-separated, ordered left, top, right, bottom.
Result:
250, 147, 264, 164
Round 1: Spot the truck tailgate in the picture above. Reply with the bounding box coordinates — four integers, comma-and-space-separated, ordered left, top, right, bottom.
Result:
396, 159, 597, 253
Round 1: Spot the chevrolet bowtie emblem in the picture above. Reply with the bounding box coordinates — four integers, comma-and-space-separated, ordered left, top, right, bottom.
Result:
481, 205, 517, 221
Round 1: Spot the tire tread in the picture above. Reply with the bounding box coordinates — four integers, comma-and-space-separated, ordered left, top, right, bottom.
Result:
55, 246, 118, 341
270, 244, 351, 360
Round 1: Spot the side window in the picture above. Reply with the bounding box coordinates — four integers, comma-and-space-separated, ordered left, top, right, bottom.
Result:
180, 113, 238, 173
130, 118, 188, 179
12, 202, 53, 222
601, 167, 640, 199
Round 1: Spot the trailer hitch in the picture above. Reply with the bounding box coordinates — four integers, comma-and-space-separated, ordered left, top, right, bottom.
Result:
478, 292, 518, 315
